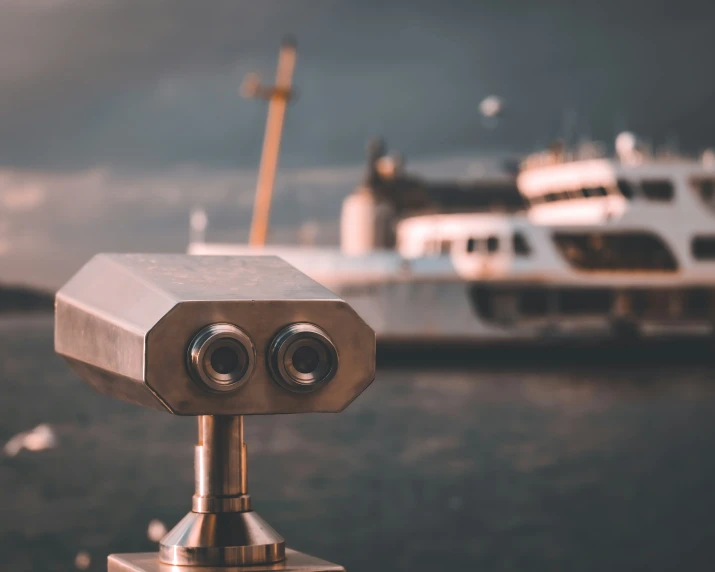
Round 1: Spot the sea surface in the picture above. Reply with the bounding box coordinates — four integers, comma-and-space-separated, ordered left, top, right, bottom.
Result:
2, 316, 715, 571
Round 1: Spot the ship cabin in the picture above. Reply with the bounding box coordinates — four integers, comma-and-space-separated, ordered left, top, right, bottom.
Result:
393, 147, 715, 333
397, 213, 531, 259
518, 148, 715, 278
394, 212, 560, 281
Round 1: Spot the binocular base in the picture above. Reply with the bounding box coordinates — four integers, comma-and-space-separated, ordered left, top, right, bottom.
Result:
107, 549, 345, 572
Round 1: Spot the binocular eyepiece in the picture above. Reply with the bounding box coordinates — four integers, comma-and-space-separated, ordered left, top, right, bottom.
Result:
54, 254, 375, 572
268, 323, 338, 392
54, 254, 375, 416
187, 322, 338, 394
187, 323, 256, 392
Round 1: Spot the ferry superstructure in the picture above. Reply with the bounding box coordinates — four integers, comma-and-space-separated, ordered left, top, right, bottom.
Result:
520, 146, 715, 285
191, 137, 715, 344
188, 42, 715, 343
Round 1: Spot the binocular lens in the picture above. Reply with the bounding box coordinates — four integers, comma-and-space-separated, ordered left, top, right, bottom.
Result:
206, 343, 248, 377
188, 324, 255, 393
209, 346, 243, 375
291, 346, 320, 374
269, 323, 337, 393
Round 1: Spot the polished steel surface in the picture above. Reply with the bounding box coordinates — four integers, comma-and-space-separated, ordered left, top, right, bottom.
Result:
55, 254, 376, 415
160, 510, 285, 566
54, 254, 179, 411
162, 415, 285, 565
188, 324, 256, 393
55, 253, 375, 571
108, 549, 345, 572
269, 323, 338, 393
193, 415, 251, 513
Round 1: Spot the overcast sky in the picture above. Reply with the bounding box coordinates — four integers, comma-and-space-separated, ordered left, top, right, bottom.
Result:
1, 0, 715, 287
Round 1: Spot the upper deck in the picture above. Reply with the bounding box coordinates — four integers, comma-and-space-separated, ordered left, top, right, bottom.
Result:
518, 153, 715, 228
514, 148, 715, 277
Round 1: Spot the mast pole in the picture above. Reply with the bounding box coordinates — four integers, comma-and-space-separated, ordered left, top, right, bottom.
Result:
246, 39, 297, 246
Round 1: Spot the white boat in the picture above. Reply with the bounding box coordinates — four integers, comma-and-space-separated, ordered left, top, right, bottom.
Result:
190, 135, 715, 344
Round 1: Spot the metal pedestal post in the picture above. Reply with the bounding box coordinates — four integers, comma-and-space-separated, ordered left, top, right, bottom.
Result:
107, 415, 345, 572
107, 549, 344, 572
54, 254, 376, 572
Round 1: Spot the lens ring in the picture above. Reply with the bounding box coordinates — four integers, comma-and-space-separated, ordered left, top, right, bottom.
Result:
268, 323, 338, 393
187, 323, 255, 393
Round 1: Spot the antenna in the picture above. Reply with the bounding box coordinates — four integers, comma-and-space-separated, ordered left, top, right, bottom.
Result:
189, 207, 208, 244
243, 38, 297, 246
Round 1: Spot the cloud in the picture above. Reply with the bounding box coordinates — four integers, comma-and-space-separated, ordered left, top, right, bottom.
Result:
0, 161, 355, 287
0, 178, 45, 211
2, 0, 715, 288
1, 1, 715, 172
0, 152, 480, 288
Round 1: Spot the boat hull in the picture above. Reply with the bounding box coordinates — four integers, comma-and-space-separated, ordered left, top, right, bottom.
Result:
189, 241, 714, 344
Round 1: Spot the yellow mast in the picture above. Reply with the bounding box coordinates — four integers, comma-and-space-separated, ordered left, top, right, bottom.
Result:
243, 38, 297, 246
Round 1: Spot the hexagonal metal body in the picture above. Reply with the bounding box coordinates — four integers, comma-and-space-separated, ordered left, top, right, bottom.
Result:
55, 254, 376, 415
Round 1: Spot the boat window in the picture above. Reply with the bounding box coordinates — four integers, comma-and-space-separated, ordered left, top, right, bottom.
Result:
425, 239, 441, 256
487, 236, 500, 253
526, 194, 542, 205
513, 232, 531, 256
535, 187, 616, 203
440, 240, 451, 255
692, 236, 715, 260
583, 186, 608, 197
553, 232, 678, 271
467, 237, 486, 253
690, 178, 715, 209
543, 191, 570, 202
616, 179, 635, 199
641, 180, 674, 201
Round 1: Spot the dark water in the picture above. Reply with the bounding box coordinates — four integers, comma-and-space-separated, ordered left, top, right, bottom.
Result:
2, 317, 715, 572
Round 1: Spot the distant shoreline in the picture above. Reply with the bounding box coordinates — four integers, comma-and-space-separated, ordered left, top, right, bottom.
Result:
0, 284, 54, 314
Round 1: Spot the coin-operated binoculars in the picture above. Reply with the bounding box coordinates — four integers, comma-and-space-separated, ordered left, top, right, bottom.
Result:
55, 254, 376, 572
